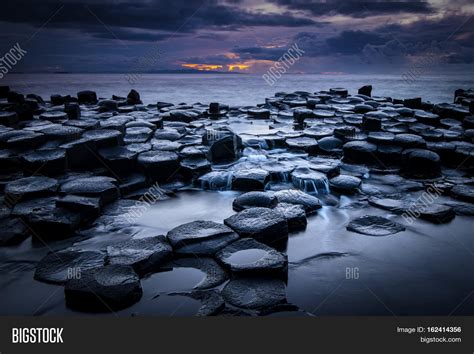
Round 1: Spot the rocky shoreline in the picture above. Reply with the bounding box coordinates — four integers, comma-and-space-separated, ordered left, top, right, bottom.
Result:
0, 84, 473, 315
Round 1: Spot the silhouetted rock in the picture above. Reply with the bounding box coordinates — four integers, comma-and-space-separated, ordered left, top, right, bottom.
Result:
98, 99, 118, 112
64, 102, 81, 119
358, 85, 372, 97
77, 90, 98, 104
403, 97, 422, 109
127, 89, 142, 105
50, 94, 64, 105
0, 85, 10, 98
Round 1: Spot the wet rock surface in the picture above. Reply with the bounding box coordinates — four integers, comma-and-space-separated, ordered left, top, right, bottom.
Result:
162, 257, 228, 289
0, 86, 473, 315
65, 264, 142, 312
106, 236, 172, 275
35, 250, 105, 284
274, 189, 322, 214
216, 238, 287, 275
347, 215, 406, 236
224, 207, 288, 246
167, 220, 239, 256
232, 191, 278, 211
222, 278, 287, 310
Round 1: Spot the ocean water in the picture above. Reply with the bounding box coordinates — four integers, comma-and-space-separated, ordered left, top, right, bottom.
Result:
3, 73, 474, 106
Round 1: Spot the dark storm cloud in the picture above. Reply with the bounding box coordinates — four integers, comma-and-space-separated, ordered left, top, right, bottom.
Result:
229, 13, 474, 64
181, 54, 238, 64
326, 30, 387, 54
378, 14, 474, 48
268, 0, 434, 18
0, 0, 318, 42
293, 13, 474, 62
90, 29, 186, 42
233, 46, 292, 60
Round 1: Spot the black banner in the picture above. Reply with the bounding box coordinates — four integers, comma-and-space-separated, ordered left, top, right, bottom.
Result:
0, 316, 472, 354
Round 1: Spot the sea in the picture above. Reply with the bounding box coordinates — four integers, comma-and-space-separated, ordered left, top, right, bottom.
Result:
3, 72, 474, 106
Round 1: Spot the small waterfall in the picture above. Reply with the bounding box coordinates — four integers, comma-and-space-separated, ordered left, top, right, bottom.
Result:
291, 167, 330, 195
225, 172, 233, 190
198, 171, 233, 191
292, 177, 330, 195
242, 147, 268, 162
270, 171, 291, 183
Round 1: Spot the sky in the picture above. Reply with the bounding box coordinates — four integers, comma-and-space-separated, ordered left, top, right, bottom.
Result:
1, 0, 473, 74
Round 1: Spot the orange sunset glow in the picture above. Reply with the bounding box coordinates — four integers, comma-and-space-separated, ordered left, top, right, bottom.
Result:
181, 59, 275, 72
181, 63, 224, 71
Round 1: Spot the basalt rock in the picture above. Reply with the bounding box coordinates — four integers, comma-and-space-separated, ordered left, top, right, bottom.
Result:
347, 215, 405, 236
329, 175, 362, 194
224, 207, 288, 246
274, 202, 307, 231
232, 191, 278, 211
5, 176, 58, 204
273, 189, 322, 214
167, 220, 239, 256
77, 90, 98, 104
0, 218, 29, 246
342, 141, 377, 164
107, 236, 172, 276
137, 150, 180, 182
222, 277, 286, 310
65, 264, 142, 312
60, 176, 119, 204
35, 250, 105, 284
231, 168, 270, 191
400, 149, 441, 178
216, 238, 287, 275
358, 85, 372, 97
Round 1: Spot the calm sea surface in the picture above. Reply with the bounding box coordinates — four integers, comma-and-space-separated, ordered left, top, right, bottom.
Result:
3, 73, 474, 105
